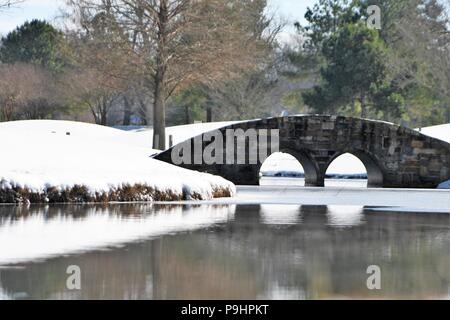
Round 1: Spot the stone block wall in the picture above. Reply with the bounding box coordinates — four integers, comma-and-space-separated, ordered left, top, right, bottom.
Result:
155, 115, 450, 188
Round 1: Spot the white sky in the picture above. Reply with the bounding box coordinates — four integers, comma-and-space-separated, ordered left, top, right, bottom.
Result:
0, 0, 318, 37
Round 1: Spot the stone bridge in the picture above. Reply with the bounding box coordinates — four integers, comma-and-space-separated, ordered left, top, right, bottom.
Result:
154, 115, 450, 188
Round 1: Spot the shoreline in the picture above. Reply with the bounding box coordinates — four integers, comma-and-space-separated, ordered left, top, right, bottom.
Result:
1, 185, 449, 214
0, 184, 234, 204
155, 185, 450, 214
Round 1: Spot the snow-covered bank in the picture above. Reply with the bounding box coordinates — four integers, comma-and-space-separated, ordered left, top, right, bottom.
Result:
0, 120, 235, 203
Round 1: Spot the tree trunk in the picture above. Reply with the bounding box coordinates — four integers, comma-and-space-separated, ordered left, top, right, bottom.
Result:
152, 0, 168, 150
101, 112, 107, 126
139, 98, 148, 125
123, 95, 132, 126
206, 106, 212, 122
185, 105, 191, 124
2, 98, 15, 121
90, 103, 100, 125
100, 110, 107, 126
153, 73, 166, 149
100, 97, 108, 126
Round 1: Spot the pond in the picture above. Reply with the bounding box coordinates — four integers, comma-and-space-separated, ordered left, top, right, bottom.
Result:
1, 199, 449, 300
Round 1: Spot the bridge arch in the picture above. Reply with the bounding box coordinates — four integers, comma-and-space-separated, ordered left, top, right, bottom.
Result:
258, 148, 320, 187
324, 150, 384, 188
278, 148, 319, 187
154, 115, 450, 189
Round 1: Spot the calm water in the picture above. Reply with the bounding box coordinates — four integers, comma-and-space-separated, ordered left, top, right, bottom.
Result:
1, 201, 449, 300
260, 177, 368, 188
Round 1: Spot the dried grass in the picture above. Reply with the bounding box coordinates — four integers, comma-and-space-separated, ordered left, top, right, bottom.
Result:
0, 183, 233, 204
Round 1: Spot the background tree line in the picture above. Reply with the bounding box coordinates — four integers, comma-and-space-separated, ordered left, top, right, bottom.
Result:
0, 0, 449, 147
288, 0, 450, 127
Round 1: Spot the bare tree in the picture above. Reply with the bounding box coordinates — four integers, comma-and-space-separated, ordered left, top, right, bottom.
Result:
389, 0, 450, 124
203, 67, 278, 121
60, 9, 138, 126
0, 0, 23, 11
61, 67, 123, 125
0, 63, 58, 121
67, 0, 277, 149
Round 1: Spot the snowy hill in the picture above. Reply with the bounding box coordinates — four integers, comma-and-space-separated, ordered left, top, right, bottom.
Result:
129, 121, 240, 151
417, 124, 450, 143
0, 120, 235, 203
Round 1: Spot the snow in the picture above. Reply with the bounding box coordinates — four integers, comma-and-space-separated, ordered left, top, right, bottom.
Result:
258, 153, 304, 177
417, 124, 450, 143
198, 186, 450, 213
259, 152, 367, 176
417, 124, 450, 188
130, 121, 240, 151
438, 180, 450, 189
324, 153, 367, 174
0, 120, 235, 201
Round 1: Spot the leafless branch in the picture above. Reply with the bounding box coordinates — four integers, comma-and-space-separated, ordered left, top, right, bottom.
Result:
0, 0, 24, 11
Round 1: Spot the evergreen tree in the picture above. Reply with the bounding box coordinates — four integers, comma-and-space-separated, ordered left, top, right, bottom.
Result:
0, 19, 65, 72
303, 22, 404, 118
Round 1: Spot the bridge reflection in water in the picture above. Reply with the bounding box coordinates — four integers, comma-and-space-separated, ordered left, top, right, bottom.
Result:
1, 204, 449, 300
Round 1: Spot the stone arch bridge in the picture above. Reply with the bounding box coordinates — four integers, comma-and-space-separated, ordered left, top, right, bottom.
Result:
154, 115, 450, 188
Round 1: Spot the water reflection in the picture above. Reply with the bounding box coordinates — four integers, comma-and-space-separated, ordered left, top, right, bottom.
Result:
260, 205, 302, 225
0, 204, 449, 300
327, 205, 364, 227
260, 177, 368, 188
0, 204, 235, 265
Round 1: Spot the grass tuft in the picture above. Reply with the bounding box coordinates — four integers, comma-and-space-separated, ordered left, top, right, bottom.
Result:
0, 183, 233, 204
